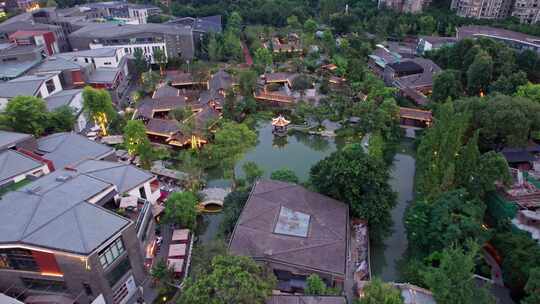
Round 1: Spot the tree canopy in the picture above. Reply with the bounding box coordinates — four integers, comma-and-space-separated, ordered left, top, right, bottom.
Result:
355, 278, 404, 304
422, 243, 495, 304
310, 143, 396, 240
82, 86, 116, 135
206, 122, 257, 185
162, 191, 199, 229
270, 168, 299, 184
406, 189, 490, 257
1, 96, 49, 136
178, 255, 275, 304
123, 120, 150, 156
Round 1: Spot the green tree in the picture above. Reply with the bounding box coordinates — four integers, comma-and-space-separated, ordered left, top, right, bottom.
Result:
133, 48, 148, 79
310, 144, 396, 240
418, 15, 436, 35
423, 243, 495, 304
523, 267, 540, 304
432, 70, 463, 102
46, 0, 57, 7
516, 82, 540, 103
305, 274, 327, 295
153, 48, 167, 76
242, 161, 263, 185
467, 51, 493, 95
162, 191, 199, 229
303, 18, 318, 34
227, 11, 243, 35
47, 105, 76, 132
286, 15, 301, 29
355, 278, 404, 304
151, 260, 175, 295
270, 168, 299, 184
1, 96, 49, 136
207, 33, 223, 62
406, 189, 490, 257
82, 86, 116, 135
219, 190, 250, 238
141, 70, 160, 94
489, 71, 527, 95
189, 240, 227, 280
238, 69, 258, 97
254, 48, 273, 71
455, 95, 540, 149
207, 122, 257, 187
322, 29, 335, 55
178, 255, 275, 304
123, 120, 149, 156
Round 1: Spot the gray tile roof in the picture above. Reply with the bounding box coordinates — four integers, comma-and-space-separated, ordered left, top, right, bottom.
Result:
73, 159, 153, 193
229, 180, 349, 276
0, 74, 56, 99
0, 131, 33, 150
37, 132, 114, 169
0, 150, 44, 183
87, 68, 120, 84
44, 89, 83, 111
34, 57, 86, 73
0, 169, 129, 254
266, 296, 346, 304
57, 48, 118, 59
69, 23, 192, 39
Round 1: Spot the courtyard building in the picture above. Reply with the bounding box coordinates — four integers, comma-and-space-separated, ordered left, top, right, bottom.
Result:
229, 180, 350, 292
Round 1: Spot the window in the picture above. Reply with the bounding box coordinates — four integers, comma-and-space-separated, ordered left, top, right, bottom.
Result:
139, 186, 146, 199
0, 248, 39, 272
104, 62, 112, 65
105, 257, 131, 286
98, 238, 125, 269
22, 277, 66, 292
45, 79, 56, 94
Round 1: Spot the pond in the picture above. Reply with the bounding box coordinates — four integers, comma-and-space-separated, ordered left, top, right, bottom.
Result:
199, 122, 340, 242
199, 123, 417, 284
206, 123, 340, 188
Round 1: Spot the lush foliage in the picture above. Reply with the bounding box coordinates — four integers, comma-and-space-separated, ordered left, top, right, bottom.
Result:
0, 96, 65, 136
406, 189, 490, 257
162, 191, 199, 229
219, 190, 250, 238
415, 103, 510, 201
422, 243, 494, 304
270, 168, 299, 184
355, 278, 404, 304
310, 143, 396, 240
242, 161, 264, 184
205, 122, 257, 185
178, 255, 276, 304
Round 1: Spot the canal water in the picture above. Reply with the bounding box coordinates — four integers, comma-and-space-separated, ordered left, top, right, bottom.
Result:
370, 150, 416, 282
201, 122, 416, 283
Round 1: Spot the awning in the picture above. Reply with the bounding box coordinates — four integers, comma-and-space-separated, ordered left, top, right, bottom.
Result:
167, 258, 184, 273
172, 229, 190, 242
119, 196, 138, 209
168, 243, 187, 257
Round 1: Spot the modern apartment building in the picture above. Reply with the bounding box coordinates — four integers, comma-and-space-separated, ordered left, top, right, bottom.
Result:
512, 0, 540, 24
457, 25, 540, 53
378, 0, 432, 13
451, 0, 514, 20
69, 23, 196, 62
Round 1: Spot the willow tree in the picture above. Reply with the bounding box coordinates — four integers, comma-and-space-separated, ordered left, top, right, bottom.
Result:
82, 86, 115, 136
123, 120, 149, 156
